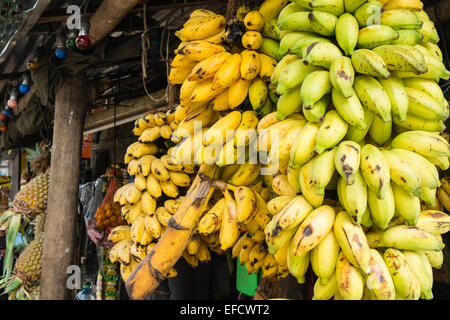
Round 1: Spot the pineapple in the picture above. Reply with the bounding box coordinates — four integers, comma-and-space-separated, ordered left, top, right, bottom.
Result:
33, 212, 46, 236
13, 234, 44, 287
11, 174, 49, 219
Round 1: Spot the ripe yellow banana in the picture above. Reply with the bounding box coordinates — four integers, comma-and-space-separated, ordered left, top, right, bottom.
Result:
335, 251, 364, 300
310, 230, 340, 285
366, 249, 396, 300
175, 40, 226, 61
299, 158, 324, 208
219, 189, 241, 250
108, 226, 131, 243
141, 191, 157, 215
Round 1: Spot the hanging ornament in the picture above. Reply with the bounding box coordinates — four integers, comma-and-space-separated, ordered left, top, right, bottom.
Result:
27, 46, 43, 71
7, 87, 18, 108
19, 72, 31, 94
66, 29, 78, 49
55, 33, 68, 59
76, 20, 91, 51
3, 107, 12, 117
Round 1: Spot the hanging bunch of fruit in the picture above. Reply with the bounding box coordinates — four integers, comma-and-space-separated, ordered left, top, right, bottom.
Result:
117, 0, 450, 301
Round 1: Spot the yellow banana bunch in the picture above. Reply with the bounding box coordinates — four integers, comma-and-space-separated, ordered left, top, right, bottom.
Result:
175, 14, 226, 42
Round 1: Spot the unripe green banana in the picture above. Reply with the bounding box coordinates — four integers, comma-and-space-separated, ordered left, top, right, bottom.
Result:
314, 110, 348, 154
337, 172, 367, 224
300, 70, 332, 109
380, 225, 443, 251
276, 59, 320, 95
278, 31, 316, 56
416, 17, 439, 43
367, 183, 395, 230
360, 143, 390, 200
277, 11, 338, 37
302, 41, 343, 69
265, 219, 297, 254
416, 210, 450, 235
366, 249, 396, 300
335, 13, 359, 55
390, 130, 450, 158
391, 30, 423, 46
354, 75, 392, 122
276, 86, 303, 121
393, 113, 445, 133
369, 115, 392, 146
310, 231, 340, 285
424, 249, 443, 269
278, 2, 305, 22
303, 94, 330, 123
287, 237, 310, 284
343, 0, 366, 13
403, 250, 433, 299
390, 148, 440, 189
405, 86, 448, 120
344, 107, 373, 142
354, 1, 383, 27
260, 38, 282, 61
270, 54, 299, 87
312, 272, 338, 300
383, 248, 421, 300
329, 56, 355, 98
372, 45, 427, 74
381, 149, 422, 197
402, 77, 446, 109
357, 25, 399, 49
332, 88, 367, 130
299, 158, 325, 208
289, 122, 320, 168
378, 72, 409, 122
351, 49, 391, 79
294, 0, 344, 16
392, 182, 420, 226
311, 148, 337, 195
334, 140, 361, 185
380, 9, 423, 30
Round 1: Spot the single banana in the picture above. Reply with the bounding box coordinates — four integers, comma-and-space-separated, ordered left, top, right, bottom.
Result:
302, 41, 343, 69
357, 25, 399, 49
405, 87, 448, 121
228, 78, 253, 109
277, 10, 338, 37
354, 75, 392, 123
311, 148, 337, 195
219, 189, 240, 250
379, 225, 443, 251
300, 70, 332, 109
107, 226, 131, 243
228, 162, 260, 186
175, 40, 226, 61
367, 183, 396, 230
335, 13, 359, 55
187, 51, 231, 81
383, 248, 421, 300
329, 56, 355, 99
310, 230, 340, 285
196, 198, 225, 235
240, 50, 261, 81
391, 30, 423, 46
360, 143, 390, 199
365, 249, 396, 300
416, 210, 450, 235
314, 110, 348, 154
337, 172, 367, 224
289, 122, 320, 168
380, 9, 422, 30
354, 1, 384, 27
335, 251, 364, 300
155, 207, 173, 227
312, 272, 339, 300
333, 210, 371, 274
403, 250, 434, 299
293, 0, 344, 16
372, 44, 427, 74
299, 158, 325, 208
334, 140, 361, 185
351, 49, 391, 79
378, 72, 409, 122
332, 88, 367, 130
234, 186, 258, 225
390, 130, 450, 158
287, 238, 310, 284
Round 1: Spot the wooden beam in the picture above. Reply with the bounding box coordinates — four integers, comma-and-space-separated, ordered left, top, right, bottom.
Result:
40, 74, 91, 300
88, 0, 142, 46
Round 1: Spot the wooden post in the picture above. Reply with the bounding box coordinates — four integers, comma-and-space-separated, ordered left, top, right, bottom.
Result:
40, 74, 90, 300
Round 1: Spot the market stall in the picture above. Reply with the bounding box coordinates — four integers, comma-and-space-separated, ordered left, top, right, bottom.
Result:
0, 0, 448, 303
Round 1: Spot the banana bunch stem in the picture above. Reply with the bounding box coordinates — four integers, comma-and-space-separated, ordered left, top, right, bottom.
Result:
125, 164, 217, 300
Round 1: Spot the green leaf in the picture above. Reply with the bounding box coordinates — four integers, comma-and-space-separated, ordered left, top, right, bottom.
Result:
2, 213, 21, 282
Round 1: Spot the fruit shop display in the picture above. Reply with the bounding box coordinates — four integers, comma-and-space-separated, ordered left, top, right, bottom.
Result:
113, 0, 450, 300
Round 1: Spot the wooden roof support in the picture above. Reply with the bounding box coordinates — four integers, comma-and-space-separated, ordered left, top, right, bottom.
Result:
88, 0, 142, 47
40, 74, 91, 300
